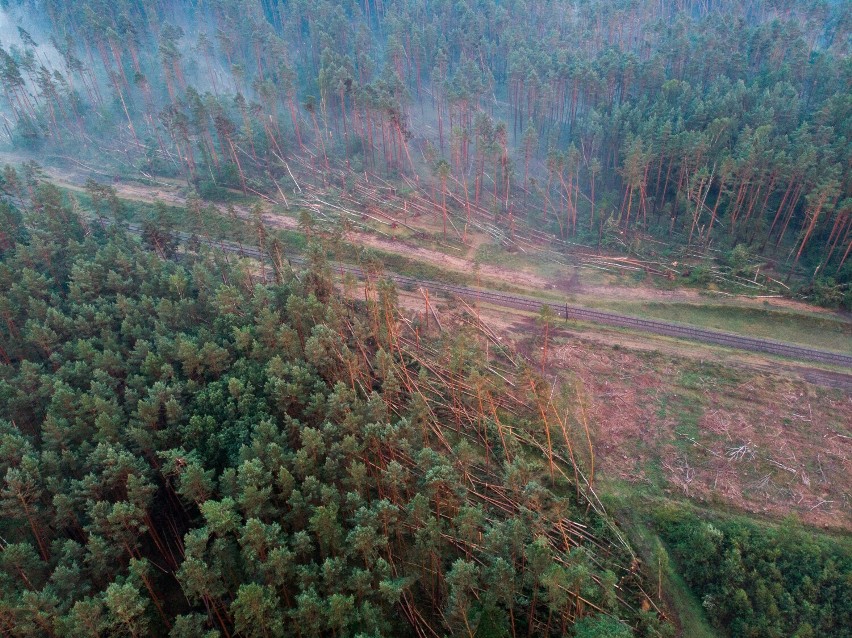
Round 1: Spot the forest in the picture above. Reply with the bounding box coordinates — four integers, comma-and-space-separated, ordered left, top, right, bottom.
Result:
655, 508, 852, 638
0, 173, 669, 635
1, 0, 851, 636
0, 0, 849, 303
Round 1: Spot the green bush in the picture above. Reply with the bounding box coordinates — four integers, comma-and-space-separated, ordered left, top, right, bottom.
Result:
687, 265, 712, 286
573, 615, 634, 637
197, 179, 237, 201
655, 510, 852, 638
723, 244, 752, 276
809, 276, 846, 309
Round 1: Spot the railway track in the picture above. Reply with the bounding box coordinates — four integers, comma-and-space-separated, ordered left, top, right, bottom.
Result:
383, 276, 851, 369
127, 223, 852, 370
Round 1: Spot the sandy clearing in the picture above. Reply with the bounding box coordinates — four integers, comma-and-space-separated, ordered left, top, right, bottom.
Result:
344, 230, 554, 290
548, 336, 852, 530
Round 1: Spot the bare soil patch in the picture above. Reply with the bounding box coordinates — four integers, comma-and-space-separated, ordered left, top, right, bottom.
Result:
546, 330, 852, 530
345, 231, 553, 290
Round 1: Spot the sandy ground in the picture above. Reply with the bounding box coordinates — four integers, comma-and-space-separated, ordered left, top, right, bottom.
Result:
344, 230, 553, 289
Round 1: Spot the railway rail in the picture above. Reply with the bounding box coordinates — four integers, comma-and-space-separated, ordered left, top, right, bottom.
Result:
126, 223, 852, 370
375, 273, 851, 369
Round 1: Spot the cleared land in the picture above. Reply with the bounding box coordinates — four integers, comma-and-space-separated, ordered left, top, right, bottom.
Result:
6, 151, 850, 367
10, 153, 852, 532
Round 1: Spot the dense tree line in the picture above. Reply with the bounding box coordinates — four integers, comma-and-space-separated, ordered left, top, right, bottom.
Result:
0, 0, 850, 296
656, 508, 852, 638
0, 171, 668, 635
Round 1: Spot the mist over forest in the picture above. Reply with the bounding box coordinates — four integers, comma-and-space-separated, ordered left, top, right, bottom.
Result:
0, 0, 849, 292
0, 1, 850, 637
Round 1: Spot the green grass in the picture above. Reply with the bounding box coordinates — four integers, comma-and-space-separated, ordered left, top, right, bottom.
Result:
658, 388, 704, 452
336, 243, 473, 285
604, 483, 851, 638
603, 480, 852, 625
583, 300, 852, 353
602, 486, 720, 638
474, 241, 584, 280
660, 563, 721, 638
